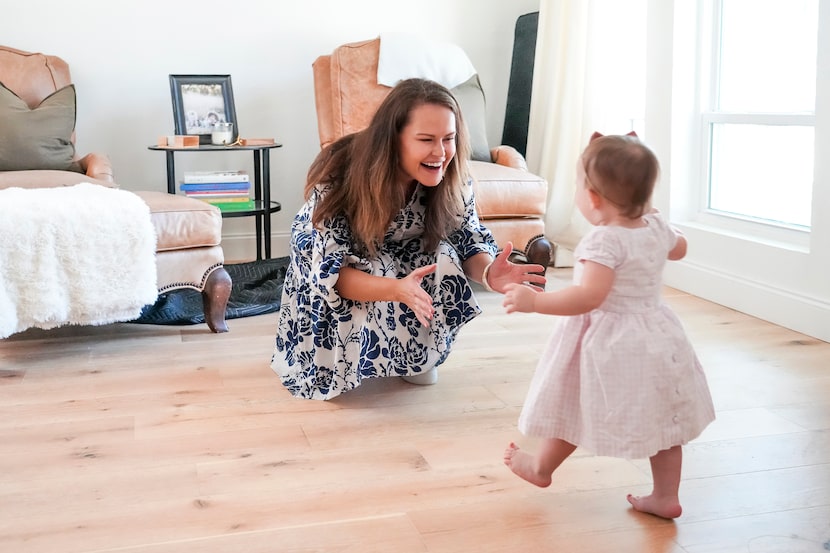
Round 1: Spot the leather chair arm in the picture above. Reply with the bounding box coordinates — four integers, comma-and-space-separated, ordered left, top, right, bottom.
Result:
490, 145, 528, 171
77, 153, 114, 183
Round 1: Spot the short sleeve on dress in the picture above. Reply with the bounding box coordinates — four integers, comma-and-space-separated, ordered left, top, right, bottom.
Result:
576, 226, 622, 270
447, 179, 498, 260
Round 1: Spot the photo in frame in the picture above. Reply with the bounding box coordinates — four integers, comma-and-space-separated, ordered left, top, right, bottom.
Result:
169, 74, 238, 145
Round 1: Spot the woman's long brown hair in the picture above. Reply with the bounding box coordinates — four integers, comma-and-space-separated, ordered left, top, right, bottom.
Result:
305, 78, 472, 256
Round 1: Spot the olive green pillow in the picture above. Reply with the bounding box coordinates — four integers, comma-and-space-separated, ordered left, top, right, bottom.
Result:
0, 82, 81, 172
451, 74, 491, 162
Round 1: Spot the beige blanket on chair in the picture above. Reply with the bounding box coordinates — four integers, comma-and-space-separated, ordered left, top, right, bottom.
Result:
0, 183, 158, 338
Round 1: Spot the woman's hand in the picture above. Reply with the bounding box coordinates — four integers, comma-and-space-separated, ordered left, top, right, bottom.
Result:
486, 242, 547, 293
502, 282, 540, 314
397, 264, 437, 327
337, 265, 436, 325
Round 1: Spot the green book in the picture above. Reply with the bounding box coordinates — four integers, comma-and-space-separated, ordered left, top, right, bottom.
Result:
212, 200, 255, 212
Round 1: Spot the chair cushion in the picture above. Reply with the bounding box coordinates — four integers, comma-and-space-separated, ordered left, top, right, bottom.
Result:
451, 75, 491, 162
133, 191, 223, 252
470, 160, 547, 218
0, 82, 81, 172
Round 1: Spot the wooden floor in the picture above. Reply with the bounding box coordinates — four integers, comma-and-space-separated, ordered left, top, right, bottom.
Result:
1, 268, 829, 553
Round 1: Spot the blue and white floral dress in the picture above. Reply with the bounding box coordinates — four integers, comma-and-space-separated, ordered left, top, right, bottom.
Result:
271, 180, 498, 400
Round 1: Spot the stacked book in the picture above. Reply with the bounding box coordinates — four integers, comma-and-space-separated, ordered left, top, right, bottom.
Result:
180, 171, 254, 212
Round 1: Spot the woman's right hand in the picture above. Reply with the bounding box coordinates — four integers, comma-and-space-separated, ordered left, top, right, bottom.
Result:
398, 264, 437, 326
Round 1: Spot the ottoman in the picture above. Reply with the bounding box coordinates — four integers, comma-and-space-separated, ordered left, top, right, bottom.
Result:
134, 191, 231, 333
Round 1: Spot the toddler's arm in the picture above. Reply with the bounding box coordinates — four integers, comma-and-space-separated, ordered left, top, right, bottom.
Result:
503, 261, 614, 316
651, 207, 687, 261
668, 229, 687, 261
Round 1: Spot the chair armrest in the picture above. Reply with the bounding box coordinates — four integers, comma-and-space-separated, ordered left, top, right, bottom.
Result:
490, 145, 528, 171
77, 153, 114, 183
0, 169, 116, 190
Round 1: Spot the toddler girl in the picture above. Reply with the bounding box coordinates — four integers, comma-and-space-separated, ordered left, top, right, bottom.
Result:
502, 132, 715, 519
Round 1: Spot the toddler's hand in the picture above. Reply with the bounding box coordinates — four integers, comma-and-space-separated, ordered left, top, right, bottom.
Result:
502, 282, 539, 314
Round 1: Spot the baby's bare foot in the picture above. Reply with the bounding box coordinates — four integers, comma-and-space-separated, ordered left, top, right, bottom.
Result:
626, 493, 683, 519
503, 442, 552, 488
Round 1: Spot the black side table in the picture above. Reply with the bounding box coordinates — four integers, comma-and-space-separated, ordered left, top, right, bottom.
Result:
149, 143, 282, 260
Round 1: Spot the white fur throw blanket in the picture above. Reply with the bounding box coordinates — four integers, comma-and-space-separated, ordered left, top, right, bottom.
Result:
0, 183, 158, 338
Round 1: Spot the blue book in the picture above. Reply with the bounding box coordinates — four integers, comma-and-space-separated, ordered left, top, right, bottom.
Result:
180, 181, 251, 192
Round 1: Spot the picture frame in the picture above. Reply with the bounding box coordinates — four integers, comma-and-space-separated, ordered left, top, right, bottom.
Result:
169, 74, 238, 145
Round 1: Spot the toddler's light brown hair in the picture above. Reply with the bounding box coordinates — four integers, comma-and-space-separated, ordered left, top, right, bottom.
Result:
582, 132, 659, 219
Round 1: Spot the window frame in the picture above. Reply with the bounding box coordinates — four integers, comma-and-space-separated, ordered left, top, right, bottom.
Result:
693, 0, 816, 249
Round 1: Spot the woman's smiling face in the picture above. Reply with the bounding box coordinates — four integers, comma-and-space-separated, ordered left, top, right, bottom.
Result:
397, 102, 457, 188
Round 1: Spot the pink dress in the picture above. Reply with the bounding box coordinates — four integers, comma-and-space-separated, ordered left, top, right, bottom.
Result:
518, 213, 715, 459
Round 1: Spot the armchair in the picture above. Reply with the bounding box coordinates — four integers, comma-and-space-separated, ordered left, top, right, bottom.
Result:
0, 45, 231, 333
312, 37, 553, 268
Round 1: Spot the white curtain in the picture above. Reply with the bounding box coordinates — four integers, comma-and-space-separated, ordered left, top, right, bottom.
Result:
526, 0, 647, 265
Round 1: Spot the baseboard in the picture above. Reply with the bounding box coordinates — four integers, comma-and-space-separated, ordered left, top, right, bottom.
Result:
665, 261, 830, 343
221, 233, 829, 343
551, 246, 828, 342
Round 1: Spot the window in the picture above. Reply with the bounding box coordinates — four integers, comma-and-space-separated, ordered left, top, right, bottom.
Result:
644, 0, 829, 342
702, 0, 817, 230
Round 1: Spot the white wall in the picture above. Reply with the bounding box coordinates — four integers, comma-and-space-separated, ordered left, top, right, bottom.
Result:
3, 0, 539, 260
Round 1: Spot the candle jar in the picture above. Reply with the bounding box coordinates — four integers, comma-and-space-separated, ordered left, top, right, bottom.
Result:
211, 122, 233, 145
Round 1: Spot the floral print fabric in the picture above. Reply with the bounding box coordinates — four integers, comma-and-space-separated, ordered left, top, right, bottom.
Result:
271, 181, 497, 400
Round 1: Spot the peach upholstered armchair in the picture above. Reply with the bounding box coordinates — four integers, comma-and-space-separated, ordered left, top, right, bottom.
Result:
312, 36, 553, 269
0, 45, 232, 333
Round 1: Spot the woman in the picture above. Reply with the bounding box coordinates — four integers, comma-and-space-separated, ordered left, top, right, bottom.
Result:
272, 78, 546, 400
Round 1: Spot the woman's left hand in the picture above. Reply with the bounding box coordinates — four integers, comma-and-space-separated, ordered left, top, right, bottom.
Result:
486, 242, 547, 293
